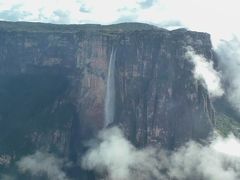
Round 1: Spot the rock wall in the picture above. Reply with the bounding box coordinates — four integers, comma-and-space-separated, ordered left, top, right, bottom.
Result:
0, 22, 215, 167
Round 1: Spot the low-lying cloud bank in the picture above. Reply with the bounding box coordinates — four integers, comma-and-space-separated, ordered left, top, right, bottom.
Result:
17, 151, 69, 180
185, 48, 224, 98
82, 127, 165, 180
82, 127, 240, 180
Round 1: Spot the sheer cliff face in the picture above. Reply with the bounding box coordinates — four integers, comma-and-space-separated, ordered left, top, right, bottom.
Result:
0, 23, 215, 162
115, 30, 215, 148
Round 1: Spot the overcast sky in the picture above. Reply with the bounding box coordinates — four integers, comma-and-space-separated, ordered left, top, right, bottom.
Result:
0, 0, 239, 42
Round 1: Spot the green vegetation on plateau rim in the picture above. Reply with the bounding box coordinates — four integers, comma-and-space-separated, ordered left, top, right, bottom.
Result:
215, 112, 240, 137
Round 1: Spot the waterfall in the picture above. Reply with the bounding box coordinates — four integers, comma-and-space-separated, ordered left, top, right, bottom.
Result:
104, 48, 117, 127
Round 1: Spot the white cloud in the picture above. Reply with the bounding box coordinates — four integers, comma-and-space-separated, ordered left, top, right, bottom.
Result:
212, 134, 240, 157
136, 0, 240, 43
0, 0, 141, 24
185, 48, 224, 98
17, 151, 70, 180
81, 127, 165, 180
215, 38, 240, 113
82, 126, 240, 180
168, 137, 240, 180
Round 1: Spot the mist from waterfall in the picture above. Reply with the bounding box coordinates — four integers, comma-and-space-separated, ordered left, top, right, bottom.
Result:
104, 48, 117, 127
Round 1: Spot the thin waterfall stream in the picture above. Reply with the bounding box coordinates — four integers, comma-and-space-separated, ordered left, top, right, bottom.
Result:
104, 48, 117, 127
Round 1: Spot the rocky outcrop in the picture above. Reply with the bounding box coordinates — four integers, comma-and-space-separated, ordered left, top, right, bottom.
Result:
0, 22, 215, 167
